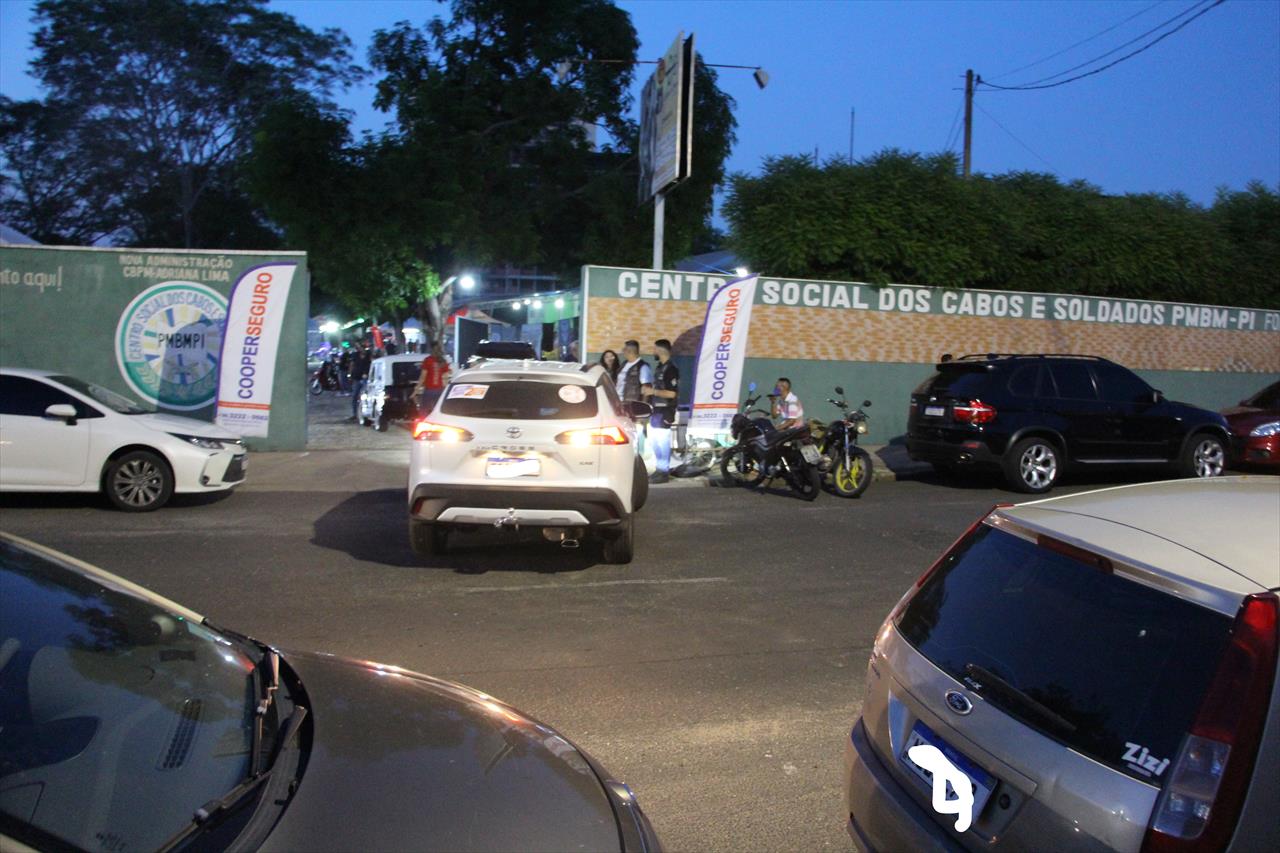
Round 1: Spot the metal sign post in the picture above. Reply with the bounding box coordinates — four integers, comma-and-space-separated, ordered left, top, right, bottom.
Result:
653, 191, 665, 270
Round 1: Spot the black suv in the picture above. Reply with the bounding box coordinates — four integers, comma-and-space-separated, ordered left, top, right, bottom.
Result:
906, 354, 1231, 493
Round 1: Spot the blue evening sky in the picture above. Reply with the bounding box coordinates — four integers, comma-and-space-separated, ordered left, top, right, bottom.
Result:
2, 0, 1277, 209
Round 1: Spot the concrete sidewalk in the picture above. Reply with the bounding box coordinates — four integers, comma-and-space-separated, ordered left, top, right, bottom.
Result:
242, 443, 930, 491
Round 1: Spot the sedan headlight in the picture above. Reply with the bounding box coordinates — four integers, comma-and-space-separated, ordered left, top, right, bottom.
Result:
1250, 421, 1280, 438
169, 433, 225, 450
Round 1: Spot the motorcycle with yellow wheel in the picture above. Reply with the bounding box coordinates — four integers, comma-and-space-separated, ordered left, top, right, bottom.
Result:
820, 387, 874, 498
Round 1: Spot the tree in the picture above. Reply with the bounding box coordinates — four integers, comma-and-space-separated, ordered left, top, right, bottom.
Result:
248, 0, 738, 341
724, 151, 1279, 309
1, 0, 360, 248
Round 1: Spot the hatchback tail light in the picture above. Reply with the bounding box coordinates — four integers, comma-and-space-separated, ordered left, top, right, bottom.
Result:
1142, 592, 1278, 853
953, 400, 997, 425
555, 426, 629, 446
412, 420, 474, 442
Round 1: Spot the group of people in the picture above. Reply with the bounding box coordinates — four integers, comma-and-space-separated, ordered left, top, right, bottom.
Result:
597, 340, 680, 483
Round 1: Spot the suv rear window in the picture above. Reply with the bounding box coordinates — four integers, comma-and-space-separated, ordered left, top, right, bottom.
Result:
897, 524, 1231, 784
917, 366, 996, 398
440, 380, 598, 420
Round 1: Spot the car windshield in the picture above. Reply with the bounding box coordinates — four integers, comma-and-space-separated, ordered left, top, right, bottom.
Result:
0, 539, 259, 851
440, 379, 598, 419
897, 524, 1231, 785
49, 374, 148, 415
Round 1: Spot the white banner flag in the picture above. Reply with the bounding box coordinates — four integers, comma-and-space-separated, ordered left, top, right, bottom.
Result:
688, 274, 757, 436
215, 263, 297, 438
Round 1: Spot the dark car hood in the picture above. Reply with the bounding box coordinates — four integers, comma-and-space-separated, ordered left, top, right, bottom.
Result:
1220, 406, 1280, 436
260, 651, 621, 853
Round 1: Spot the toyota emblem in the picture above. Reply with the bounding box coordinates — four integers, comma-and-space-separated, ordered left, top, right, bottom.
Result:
945, 690, 973, 715
505, 426, 522, 438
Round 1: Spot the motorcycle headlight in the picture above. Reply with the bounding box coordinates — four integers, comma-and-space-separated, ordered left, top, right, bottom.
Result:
856, 422, 869, 435
169, 433, 225, 450
1250, 421, 1280, 437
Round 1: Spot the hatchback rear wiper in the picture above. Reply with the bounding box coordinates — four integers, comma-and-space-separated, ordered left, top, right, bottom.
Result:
963, 663, 1077, 736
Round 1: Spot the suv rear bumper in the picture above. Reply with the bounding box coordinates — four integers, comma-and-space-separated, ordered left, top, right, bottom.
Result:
845, 718, 958, 853
410, 483, 626, 528
906, 434, 1002, 469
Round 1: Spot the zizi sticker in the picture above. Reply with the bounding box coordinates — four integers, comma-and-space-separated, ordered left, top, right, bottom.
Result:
1121, 742, 1170, 778
558, 385, 587, 404
448, 384, 489, 400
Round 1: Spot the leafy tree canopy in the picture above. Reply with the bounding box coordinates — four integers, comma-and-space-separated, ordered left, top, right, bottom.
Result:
725, 151, 1279, 309
1, 0, 360, 247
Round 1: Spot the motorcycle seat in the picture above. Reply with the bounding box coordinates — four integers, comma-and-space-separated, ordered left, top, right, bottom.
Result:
765, 425, 809, 448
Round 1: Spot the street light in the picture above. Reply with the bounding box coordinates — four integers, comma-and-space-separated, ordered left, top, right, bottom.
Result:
523, 298, 532, 306
554, 298, 565, 309
735, 267, 750, 278
531, 299, 543, 309
511, 300, 522, 309
319, 321, 339, 334
459, 275, 476, 291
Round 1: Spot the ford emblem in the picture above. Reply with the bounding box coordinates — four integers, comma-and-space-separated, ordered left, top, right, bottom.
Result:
945, 690, 973, 715
506, 427, 522, 438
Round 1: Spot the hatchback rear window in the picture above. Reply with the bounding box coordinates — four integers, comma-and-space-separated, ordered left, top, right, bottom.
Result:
897, 524, 1231, 784
440, 380, 598, 419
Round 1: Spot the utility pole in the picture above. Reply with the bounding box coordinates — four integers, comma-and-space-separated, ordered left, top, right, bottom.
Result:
962, 69, 974, 178
849, 107, 855, 161
652, 192, 665, 270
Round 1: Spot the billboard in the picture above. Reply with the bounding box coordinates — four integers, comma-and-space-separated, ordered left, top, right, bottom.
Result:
0, 245, 309, 450
638, 33, 695, 202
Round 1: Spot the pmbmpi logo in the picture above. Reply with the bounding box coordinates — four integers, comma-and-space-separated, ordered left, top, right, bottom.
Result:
115, 281, 228, 411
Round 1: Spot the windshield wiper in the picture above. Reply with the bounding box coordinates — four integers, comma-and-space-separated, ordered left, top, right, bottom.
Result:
963, 663, 1077, 736
251, 649, 280, 776
156, 704, 307, 853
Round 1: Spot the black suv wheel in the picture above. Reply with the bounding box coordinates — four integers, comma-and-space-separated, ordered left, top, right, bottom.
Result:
1180, 433, 1226, 479
1004, 437, 1060, 494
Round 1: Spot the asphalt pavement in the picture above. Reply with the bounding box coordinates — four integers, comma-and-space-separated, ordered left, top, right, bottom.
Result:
0, 435, 1131, 852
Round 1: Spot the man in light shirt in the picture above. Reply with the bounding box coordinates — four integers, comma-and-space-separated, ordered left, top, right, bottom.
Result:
772, 377, 805, 430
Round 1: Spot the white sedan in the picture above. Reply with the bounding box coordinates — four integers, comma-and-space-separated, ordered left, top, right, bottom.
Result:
0, 368, 247, 511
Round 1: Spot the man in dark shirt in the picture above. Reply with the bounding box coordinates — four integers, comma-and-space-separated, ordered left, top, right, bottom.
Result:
645, 338, 679, 483
349, 343, 371, 421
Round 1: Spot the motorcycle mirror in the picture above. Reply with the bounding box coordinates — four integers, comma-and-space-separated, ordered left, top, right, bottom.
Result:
862, 400, 872, 408
748, 382, 757, 392
834, 386, 844, 395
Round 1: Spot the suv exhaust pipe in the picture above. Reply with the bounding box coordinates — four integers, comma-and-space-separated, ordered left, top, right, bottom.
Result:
543, 527, 584, 548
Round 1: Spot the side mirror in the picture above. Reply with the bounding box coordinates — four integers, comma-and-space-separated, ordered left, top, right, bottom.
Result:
627, 401, 653, 419
748, 382, 757, 392
45, 403, 77, 424
862, 400, 873, 408
834, 386, 844, 395
1150, 389, 1164, 404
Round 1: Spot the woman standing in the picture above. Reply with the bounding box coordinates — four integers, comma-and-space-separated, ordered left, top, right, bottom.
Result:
598, 349, 621, 381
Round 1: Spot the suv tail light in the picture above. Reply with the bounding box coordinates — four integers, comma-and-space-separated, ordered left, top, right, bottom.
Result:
556, 426, 629, 446
1143, 592, 1279, 853
953, 399, 997, 425
412, 420, 474, 442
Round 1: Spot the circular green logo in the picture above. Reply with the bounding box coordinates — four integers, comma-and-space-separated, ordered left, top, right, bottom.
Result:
115, 281, 228, 410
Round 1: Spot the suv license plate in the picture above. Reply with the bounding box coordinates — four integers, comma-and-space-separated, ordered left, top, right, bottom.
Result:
800, 444, 822, 464
486, 457, 540, 479
899, 721, 996, 827
924, 405, 946, 417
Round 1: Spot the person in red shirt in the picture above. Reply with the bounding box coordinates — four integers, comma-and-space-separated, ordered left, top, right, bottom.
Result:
414, 343, 451, 414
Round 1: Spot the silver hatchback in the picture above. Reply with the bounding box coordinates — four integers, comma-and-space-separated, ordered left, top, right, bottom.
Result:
845, 476, 1280, 851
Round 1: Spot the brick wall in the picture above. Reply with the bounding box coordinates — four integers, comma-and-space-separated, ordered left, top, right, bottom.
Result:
586, 297, 1280, 373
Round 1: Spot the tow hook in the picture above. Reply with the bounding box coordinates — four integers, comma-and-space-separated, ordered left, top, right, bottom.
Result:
493, 508, 519, 530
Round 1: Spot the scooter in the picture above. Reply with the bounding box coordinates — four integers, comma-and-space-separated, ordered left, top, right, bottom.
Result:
719, 382, 824, 501
309, 361, 342, 395
821, 386, 874, 498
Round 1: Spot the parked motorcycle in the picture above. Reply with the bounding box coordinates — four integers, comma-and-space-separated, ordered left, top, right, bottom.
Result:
720, 382, 824, 501
309, 361, 342, 395
821, 386, 874, 498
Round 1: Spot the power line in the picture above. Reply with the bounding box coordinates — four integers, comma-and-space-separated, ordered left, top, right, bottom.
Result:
973, 102, 1058, 173
988, 0, 1167, 82
979, 0, 1225, 92
943, 103, 963, 153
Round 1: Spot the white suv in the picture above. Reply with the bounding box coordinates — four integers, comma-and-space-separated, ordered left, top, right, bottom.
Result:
407, 360, 650, 563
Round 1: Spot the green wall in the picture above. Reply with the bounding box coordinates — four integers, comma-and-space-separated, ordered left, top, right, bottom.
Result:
0, 245, 309, 450
593, 352, 1278, 445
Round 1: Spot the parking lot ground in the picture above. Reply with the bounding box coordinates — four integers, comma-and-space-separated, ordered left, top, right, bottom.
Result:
0, 461, 1126, 851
